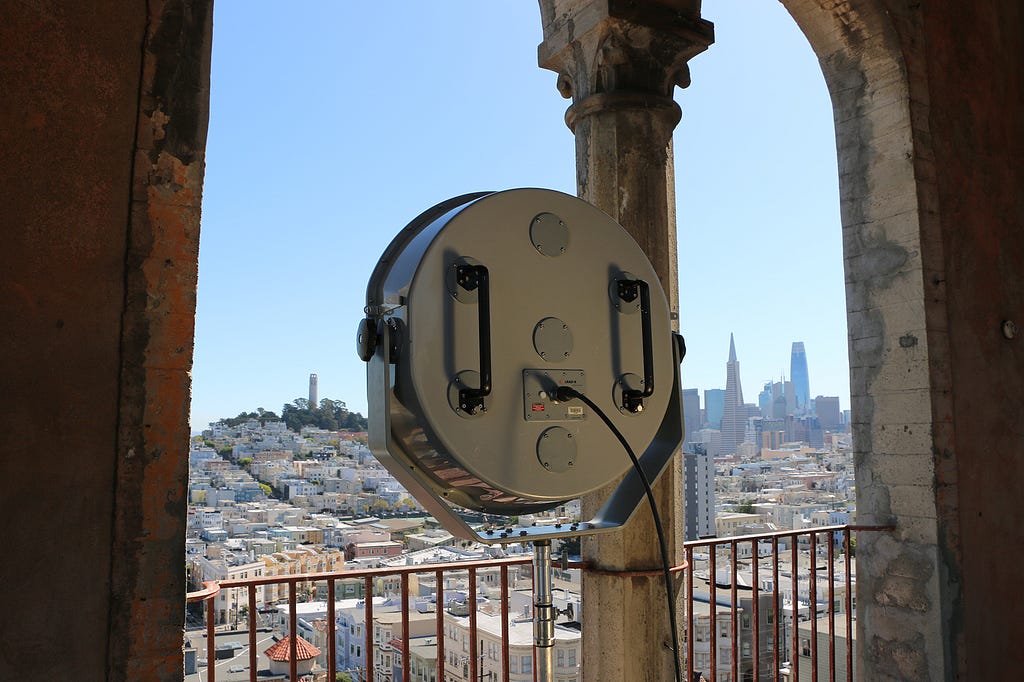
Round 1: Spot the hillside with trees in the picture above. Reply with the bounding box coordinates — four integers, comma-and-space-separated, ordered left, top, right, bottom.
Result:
215, 398, 367, 433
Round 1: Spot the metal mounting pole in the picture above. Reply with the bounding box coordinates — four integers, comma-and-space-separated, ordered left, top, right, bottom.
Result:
533, 539, 554, 682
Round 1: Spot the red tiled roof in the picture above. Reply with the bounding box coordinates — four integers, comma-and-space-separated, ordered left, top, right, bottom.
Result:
263, 635, 321, 662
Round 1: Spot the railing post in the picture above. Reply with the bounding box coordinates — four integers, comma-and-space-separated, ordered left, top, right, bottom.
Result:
248, 584, 257, 678
501, 564, 510, 682
791, 539, 799, 682
828, 538, 836, 682
809, 532, 818, 682
752, 539, 760, 682
436, 569, 446, 682
207, 594, 216, 682
328, 578, 337, 680
710, 544, 717, 679
401, 573, 410, 682
289, 580, 298, 682
731, 540, 739, 682
685, 545, 694, 682
364, 575, 374, 682
772, 536, 780, 680
845, 529, 853, 682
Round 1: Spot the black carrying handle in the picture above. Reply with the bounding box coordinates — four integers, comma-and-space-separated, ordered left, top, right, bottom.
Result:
456, 263, 492, 414
617, 278, 655, 413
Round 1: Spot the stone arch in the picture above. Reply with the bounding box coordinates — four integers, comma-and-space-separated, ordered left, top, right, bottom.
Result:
748, 2, 956, 678
538, 0, 958, 678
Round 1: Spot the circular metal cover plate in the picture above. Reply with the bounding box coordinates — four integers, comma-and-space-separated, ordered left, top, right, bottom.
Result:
378, 188, 674, 506
529, 212, 569, 257
533, 317, 573, 362
536, 427, 577, 473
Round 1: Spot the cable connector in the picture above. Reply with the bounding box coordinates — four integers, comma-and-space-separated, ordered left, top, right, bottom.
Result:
553, 385, 578, 403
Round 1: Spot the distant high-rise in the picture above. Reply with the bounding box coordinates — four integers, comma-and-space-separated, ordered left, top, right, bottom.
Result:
720, 334, 746, 455
745, 416, 764, 455
704, 389, 725, 429
682, 388, 701, 452
790, 342, 810, 414
308, 373, 318, 408
770, 379, 795, 418
758, 382, 773, 417
683, 448, 716, 540
815, 395, 842, 429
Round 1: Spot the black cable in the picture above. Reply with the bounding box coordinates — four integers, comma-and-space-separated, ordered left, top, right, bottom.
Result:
554, 386, 683, 682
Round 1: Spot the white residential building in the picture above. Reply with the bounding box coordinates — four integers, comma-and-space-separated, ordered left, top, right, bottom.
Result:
442, 612, 579, 682
189, 555, 266, 626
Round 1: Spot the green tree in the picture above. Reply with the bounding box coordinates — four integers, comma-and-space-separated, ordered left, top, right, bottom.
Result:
216, 399, 367, 435
280, 397, 368, 433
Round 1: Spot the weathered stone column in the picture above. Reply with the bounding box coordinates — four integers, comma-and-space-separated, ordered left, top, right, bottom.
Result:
538, 3, 712, 679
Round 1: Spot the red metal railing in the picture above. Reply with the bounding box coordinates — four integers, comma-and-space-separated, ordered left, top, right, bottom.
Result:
186, 524, 888, 682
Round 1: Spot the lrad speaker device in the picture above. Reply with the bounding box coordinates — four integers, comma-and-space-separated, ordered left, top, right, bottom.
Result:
357, 188, 688, 681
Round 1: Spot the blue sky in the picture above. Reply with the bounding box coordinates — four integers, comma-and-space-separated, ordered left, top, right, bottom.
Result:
191, 1, 848, 430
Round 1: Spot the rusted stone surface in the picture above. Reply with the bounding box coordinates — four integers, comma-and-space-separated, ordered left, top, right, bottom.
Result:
109, 2, 211, 680
781, 1, 956, 678
0, 2, 146, 679
914, 0, 1024, 677
0, 1, 209, 680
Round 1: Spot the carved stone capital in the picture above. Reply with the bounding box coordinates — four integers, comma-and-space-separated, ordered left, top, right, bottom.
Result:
539, 1, 714, 130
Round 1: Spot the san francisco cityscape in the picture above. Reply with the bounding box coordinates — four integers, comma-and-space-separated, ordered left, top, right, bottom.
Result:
186, 335, 854, 681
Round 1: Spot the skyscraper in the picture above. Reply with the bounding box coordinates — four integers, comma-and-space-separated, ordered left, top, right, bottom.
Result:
682, 388, 701, 452
815, 395, 842, 429
704, 389, 725, 429
720, 333, 746, 454
758, 382, 773, 417
308, 373, 318, 408
790, 342, 810, 414
683, 448, 716, 540
770, 379, 795, 418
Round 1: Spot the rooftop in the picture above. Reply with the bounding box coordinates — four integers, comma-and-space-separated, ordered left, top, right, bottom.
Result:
263, 635, 320, 662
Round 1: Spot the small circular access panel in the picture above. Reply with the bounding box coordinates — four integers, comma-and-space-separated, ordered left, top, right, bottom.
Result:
537, 427, 577, 473
530, 212, 569, 257
448, 370, 486, 419
533, 317, 573, 362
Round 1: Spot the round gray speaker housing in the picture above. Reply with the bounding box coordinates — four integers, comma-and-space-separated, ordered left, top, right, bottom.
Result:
364, 188, 677, 517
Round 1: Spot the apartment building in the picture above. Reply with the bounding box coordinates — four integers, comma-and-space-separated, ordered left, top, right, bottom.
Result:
442, 611, 579, 682
189, 556, 266, 625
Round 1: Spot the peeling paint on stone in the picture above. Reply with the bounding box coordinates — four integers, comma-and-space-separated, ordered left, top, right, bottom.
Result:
870, 632, 929, 680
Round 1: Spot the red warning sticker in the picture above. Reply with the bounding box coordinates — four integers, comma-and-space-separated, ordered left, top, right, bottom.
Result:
531, 403, 546, 412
